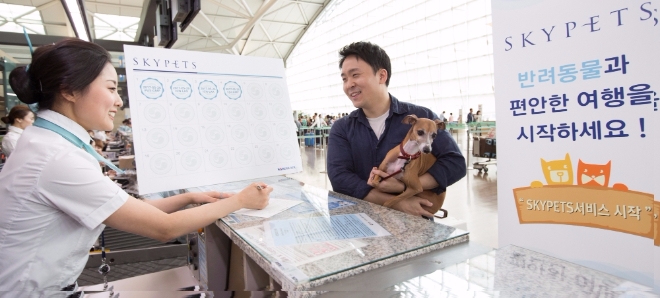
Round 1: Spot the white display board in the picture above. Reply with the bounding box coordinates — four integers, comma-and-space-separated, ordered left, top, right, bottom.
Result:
493, 0, 658, 287
123, 46, 302, 194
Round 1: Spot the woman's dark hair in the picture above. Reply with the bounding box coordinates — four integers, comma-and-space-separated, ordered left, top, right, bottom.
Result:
93, 138, 105, 150
9, 38, 112, 110
1, 105, 34, 125
338, 41, 392, 86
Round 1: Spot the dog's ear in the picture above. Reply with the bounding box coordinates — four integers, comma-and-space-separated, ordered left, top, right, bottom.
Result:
402, 114, 418, 125
434, 119, 446, 131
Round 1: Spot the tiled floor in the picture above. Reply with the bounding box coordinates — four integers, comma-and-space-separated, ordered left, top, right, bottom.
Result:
286, 129, 498, 249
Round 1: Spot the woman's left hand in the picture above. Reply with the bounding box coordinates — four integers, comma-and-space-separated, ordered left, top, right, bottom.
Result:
189, 191, 236, 204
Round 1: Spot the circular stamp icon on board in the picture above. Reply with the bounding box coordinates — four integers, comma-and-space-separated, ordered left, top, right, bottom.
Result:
146, 128, 169, 149
234, 146, 252, 165
268, 83, 283, 100
271, 103, 288, 119
140, 78, 164, 99
180, 151, 202, 171
205, 126, 225, 144
144, 103, 167, 123
258, 145, 275, 163
253, 123, 271, 141
174, 103, 195, 122
209, 148, 230, 169
177, 127, 198, 147
223, 81, 242, 100
150, 153, 173, 175
227, 103, 246, 122
250, 103, 268, 120
279, 144, 295, 160
170, 79, 193, 100
231, 124, 249, 143
275, 123, 290, 140
247, 82, 263, 99
198, 80, 218, 100
202, 103, 222, 121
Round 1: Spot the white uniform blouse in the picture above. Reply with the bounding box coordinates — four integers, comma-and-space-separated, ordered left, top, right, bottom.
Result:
2, 125, 24, 157
0, 110, 129, 293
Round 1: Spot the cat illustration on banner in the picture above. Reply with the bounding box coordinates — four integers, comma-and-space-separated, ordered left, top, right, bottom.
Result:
530, 153, 628, 190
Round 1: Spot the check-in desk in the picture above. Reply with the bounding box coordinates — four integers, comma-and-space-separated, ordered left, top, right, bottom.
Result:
188, 176, 652, 297
79, 175, 651, 297
187, 176, 469, 296
316, 244, 653, 297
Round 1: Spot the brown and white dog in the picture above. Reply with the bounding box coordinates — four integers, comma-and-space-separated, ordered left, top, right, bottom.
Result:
372, 115, 447, 217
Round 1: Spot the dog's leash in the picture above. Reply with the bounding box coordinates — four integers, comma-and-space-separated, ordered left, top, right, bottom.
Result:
381, 143, 422, 180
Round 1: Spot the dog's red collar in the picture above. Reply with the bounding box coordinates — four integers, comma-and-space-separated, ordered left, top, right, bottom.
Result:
398, 143, 421, 160
380, 144, 421, 181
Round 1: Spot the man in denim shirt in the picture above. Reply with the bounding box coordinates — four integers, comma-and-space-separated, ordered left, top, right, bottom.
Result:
328, 42, 466, 218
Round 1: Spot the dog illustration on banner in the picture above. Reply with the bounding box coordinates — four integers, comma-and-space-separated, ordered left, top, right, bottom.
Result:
514, 153, 655, 240
530, 153, 627, 190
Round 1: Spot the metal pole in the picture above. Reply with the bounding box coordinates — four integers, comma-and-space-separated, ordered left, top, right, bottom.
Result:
320, 128, 327, 174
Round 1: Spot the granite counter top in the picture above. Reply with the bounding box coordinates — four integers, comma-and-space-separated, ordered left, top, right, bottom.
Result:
383, 245, 653, 297
188, 176, 468, 292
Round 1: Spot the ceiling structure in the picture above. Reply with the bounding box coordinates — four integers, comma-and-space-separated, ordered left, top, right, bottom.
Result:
169, 0, 330, 60
0, 0, 332, 65
0, 0, 331, 111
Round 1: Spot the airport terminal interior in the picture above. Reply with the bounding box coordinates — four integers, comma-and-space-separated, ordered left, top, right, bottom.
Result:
0, 0, 651, 297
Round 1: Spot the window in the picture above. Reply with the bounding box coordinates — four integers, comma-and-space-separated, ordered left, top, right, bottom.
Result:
93, 13, 139, 42
286, 0, 496, 120
0, 3, 46, 35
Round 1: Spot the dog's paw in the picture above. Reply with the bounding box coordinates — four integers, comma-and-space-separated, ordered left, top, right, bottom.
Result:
530, 181, 544, 188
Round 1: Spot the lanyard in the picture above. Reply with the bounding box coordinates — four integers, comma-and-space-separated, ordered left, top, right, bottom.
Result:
33, 117, 124, 174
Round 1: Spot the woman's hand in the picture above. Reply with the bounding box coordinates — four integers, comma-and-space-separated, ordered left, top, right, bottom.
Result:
189, 191, 234, 204
235, 182, 272, 210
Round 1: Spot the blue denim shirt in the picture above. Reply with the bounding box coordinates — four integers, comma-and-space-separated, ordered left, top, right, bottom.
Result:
327, 95, 466, 199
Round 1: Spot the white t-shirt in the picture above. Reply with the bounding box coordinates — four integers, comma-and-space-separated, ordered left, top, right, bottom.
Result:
1, 125, 23, 157
0, 110, 129, 292
311, 116, 327, 128
367, 110, 389, 140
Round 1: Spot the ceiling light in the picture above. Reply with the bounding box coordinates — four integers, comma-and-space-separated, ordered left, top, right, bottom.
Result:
61, 0, 90, 41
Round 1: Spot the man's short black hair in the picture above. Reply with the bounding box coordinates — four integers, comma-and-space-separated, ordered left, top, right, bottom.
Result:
339, 41, 392, 86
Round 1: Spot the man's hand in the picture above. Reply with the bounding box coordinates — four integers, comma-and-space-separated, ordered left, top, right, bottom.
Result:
391, 196, 434, 218
367, 167, 405, 194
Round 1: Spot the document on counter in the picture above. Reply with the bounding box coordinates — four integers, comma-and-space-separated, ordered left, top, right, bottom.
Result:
290, 197, 357, 215
232, 198, 301, 218
327, 197, 356, 210
236, 225, 367, 266
265, 213, 391, 246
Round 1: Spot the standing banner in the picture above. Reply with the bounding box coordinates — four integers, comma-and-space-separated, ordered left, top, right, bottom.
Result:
124, 46, 302, 194
493, 0, 659, 286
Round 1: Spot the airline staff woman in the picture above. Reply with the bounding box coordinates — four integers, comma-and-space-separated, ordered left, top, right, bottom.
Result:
0, 38, 272, 294
1, 105, 35, 157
